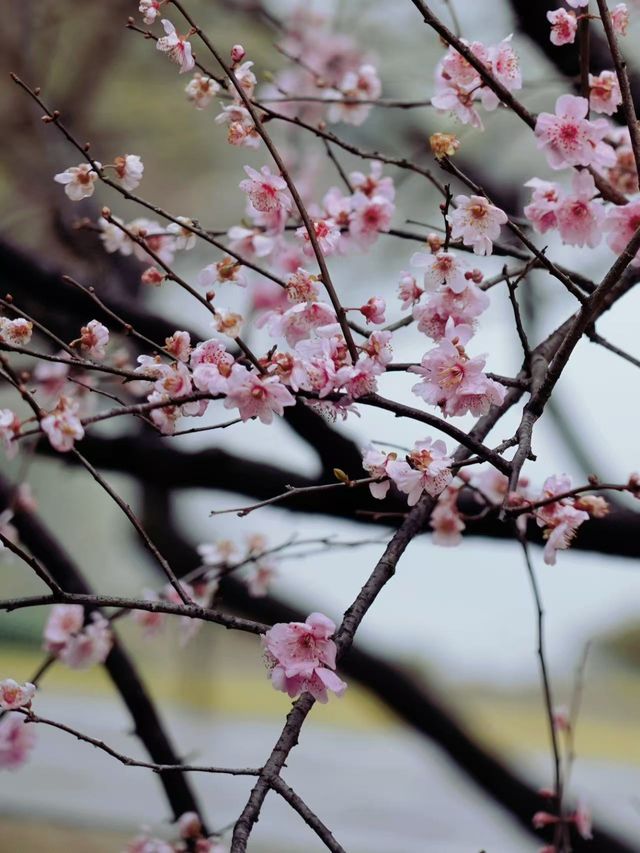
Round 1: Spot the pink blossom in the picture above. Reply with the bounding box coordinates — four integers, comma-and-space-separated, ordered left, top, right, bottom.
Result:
246, 559, 277, 597
139, 0, 160, 25
0, 679, 36, 711
534, 475, 589, 565
131, 590, 167, 638
259, 301, 336, 346
79, 319, 109, 360
113, 154, 144, 191
141, 266, 166, 286
234, 60, 257, 99
231, 44, 246, 64
166, 217, 197, 250
413, 284, 489, 341
348, 192, 394, 247
43, 604, 85, 653
397, 272, 423, 309
224, 365, 295, 423
611, 4, 630, 36
156, 19, 195, 74
214, 104, 260, 149
164, 331, 191, 362
431, 486, 465, 546
127, 217, 176, 265
589, 70, 622, 115
359, 297, 386, 325
286, 268, 320, 303
362, 330, 393, 368
0, 409, 20, 460
431, 78, 483, 129
126, 835, 174, 853
572, 802, 593, 840
450, 195, 507, 256
411, 251, 469, 293
227, 226, 274, 259
54, 162, 100, 201
532, 811, 560, 830
185, 72, 220, 109
555, 170, 605, 248
326, 64, 381, 126
534, 94, 615, 170
239, 165, 291, 215
296, 218, 341, 256
524, 178, 562, 234
362, 447, 397, 499
0, 713, 36, 771
604, 200, 640, 266
482, 36, 522, 111
41, 396, 84, 452
197, 257, 247, 289
338, 357, 380, 399
58, 612, 113, 670
349, 161, 395, 202
0, 317, 33, 345
214, 309, 244, 338
387, 438, 453, 505
547, 9, 578, 46
263, 612, 347, 703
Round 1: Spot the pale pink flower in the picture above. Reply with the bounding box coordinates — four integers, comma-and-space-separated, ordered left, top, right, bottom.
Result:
532, 811, 560, 830
555, 170, 605, 248
413, 284, 489, 341
227, 226, 274, 259
126, 835, 174, 853
166, 217, 197, 250
239, 165, 291, 215
482, 36, 522, 111
604, 200, 640, 266
450, 195, 507, 256
534, 94, 615, 170
0, 317, 33, 345
215, 104, 260, 149
411, 250, 469, 293
524, 178, 562, 234
214, 309, 244, 338
362, 447, 397, 499
258, 301, 336, 347
431, 486, 465, 546
141, 266, 165, 286
0, 409, 20, 460
547, 9, 578, 46
572, 802, 593, 840
127, 217, 176, 265
326, 64, 381, 126
43, 604, 85, 653
139, 0, 161, 25
362, 330, 393, 368
589, 70, 622, 115
349, 192, 394, 247
233, 60, 257, 99
263, 612, 347, 703
611, 4, 630, 36
58, 612, 113, 669
349, 161, 395, 202
131, 590, 167, 638
231, 44, 246, 64
185, 73, 220, 109
164, 331, 191, 362
286, 268, 320, 303
296, 218, 341, 257
534, 475, 589, 565
41, 396, 84, 453
79, 319, 109, 360
54, 162, 100, 201
113, 154, 144, 191
156, 19, 194, 74
0, 679, 36, 711
397, 272, 423, 309
246, 559, 277, 597
0, 713, 36, 770
198, 257, 246, 289
387, 438, 453, 505
359, 297, 386, 325
224, 365, 295, 423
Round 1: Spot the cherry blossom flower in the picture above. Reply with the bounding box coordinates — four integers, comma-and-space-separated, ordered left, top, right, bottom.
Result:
572, 802, 593, 840
224, 365, 295, 423
397, 272, 423, 309
359, 297, 386, 325
482, 36, 522, 111
0, 409, 20, 459
262, 612, 347, 703
215, 104, 260, 149
0, 679, 36, 711
386, 437, 453, 504
0, 317, 33, 345
156, 19, 195, 74
166, 217, 197, 250
239, 165, 291, 215
534, 475, 590, 565
349, 192, 394, 247
141, 266, 166, 286
604, 199, 640, 266
534, 94, 615, 170
547, 9, 578, 46
295, 218, 341, 256
524, 178, 562, 234
41, 396, 85, 453
43, 604, 85, 653
246, 559, 277, 597
165, 331, 191, 362
198, 257, 247, 289
326, 64, 381, 125
214, 309, 244, 338
139, 0, 161, 25
362, 447, 397, 499
78, 319, 109, 360
411, 320, 505, 417
58, 612, 113, 669
185, 72, 220, 109
0, 713, 36, 771
413, 283, 489, 341
227, 226, 274, 259
113, 154, 144, 191
285, 268, 320, 303
449, 195, 507, 256
411, 250, 469, 293
231, 44, 246, 64
431, 486, 465, 546
555, 170, 605, 248
362, 330, 393, 368
589, 70, 622, 115
131, 590, 167, 638
611, 3, 630, 36
54, 162, 100, 200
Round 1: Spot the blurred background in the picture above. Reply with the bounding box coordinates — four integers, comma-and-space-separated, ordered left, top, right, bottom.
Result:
1, 0, 640, 851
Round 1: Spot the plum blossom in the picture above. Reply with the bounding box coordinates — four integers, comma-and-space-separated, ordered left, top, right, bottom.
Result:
0, 679, 36, 711
411, 250, 469, 293
387, 438, 453, 505
589, 70, 622, 115
612, 4, 630, 36
165, 331, 191, 362
326, 64, 381, 126
131, 590, 167, 638
231, 44, 246, 64
361, 447, 397, 499
349, 192, 394, 247
397, 272, 423, 309
233, 60, 257, 99
227, 226, 274, 259
547, 9, 577, 46
43, 604, 84, 653
78, 319, 109, 360
215, 104, 260, 149
198, 257, 247, 289
0, 317, 33, 345
262, 612, 347, 703
139, 0, 161, 24
362, 330, 393, 368
555, 170, 605, 248
411, 320, 505, 417
41, 396, 84, 452
113, 154, 144, 191
0, 713, 36, 771
534, 94, 615, 170
166, 217, 197, 250
349, 161, 395, 202
431, 486, 465, 546
285, 268, 320, 303
359, 297, 386, 325
239, 165, 291, 215
224, 365, 295, 423
0, 409, 20, 459
604, 200, 640, 265
450, 195, 507, 256
296, 218, 341, 257
54, 162, 100, 200
246, 560, 277, 597
156, 19, 194, 74
483, 36, 522, 111
141, 266, 166, 286
523, 178, 562, 234
185, 72, 220, 109
58, 612, 113, 669
534, 475, 590, 565
126, 835, 174, 853
413, 283, 489, 341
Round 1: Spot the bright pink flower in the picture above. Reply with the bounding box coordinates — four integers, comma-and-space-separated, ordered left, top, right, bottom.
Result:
362, 447, 397, 499
156, 19, 194, 74
534, 94, 615, 170
239, 165, 291, 215
547, 9, 578, 46
555, 170, 605, 248
0, 409, 20, 460
263, 612, 347, 703
224, 365, 295, 423
359, 297, 386, 325
604, 200, 640, 266
450, 195, 508, 256
387, 438, 453, 505
141, 266, 165, 286
589, 70, 622, 115
79, 319, 109, 360
41, 396, 84, 452
397, 272, 423, 309
0, 713, 36, 770
430, 486, 465, 546
411, 250, 469, 293
0, 679, 36, 711
611, 4, 630, 36
524, 178, 562, 234
0, 317, 33, 345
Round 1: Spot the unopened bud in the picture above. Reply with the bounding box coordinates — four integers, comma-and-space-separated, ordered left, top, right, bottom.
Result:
231, 44, 245, 64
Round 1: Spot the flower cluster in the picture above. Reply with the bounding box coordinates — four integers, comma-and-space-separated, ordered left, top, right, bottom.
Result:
127, 811, 225, 852
43, 604, 113, 669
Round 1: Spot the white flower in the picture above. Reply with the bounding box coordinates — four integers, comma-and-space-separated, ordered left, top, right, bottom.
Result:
54, 162, 101, 201
114, 154, 144, 191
